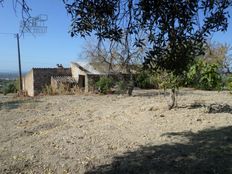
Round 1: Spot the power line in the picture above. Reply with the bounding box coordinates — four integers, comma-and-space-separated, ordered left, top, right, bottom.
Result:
0, 32, 23, 90
0, 32, 15, 35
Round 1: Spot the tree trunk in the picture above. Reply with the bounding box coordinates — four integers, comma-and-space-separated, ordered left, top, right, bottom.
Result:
128, 86, 133, 96
127, 73, 134, 96
127, 80, 134, 96
168, 88, 177, 110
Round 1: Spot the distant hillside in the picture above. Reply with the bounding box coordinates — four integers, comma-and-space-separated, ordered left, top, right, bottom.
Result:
0, 72, 19, 80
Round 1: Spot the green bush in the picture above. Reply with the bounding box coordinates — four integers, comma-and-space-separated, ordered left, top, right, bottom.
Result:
186, 60, 222, 90
136, 70, 158, 89
3, 82, 17, 95
228, 82, 232, 92
200, 64, 222, 90
156, 70, 183, 90
224, 74, 232, 91
15, 78, 20, 91
96, 76, 113, 94
115, 80, 127, 94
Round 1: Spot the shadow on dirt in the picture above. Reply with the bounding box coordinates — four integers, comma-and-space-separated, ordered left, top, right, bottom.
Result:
133, 90, 161, 97
0, 99, 42, 110
133, 89, 203, 98
187, 102, 232, 114
86, 126, 232, 174
207, 104, 232, 114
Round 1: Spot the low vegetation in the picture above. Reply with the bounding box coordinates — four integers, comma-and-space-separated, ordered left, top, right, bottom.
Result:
96, 76, 114, 94
42, 84, 80, 95
185, 60, 223, 90
0, 79, 18, 95
135, 70, 158, 89
225, 74, 232, 92
114, 80, 127, 94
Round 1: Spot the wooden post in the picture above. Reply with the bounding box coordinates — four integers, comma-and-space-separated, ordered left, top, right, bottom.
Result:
16, 33, 23, 91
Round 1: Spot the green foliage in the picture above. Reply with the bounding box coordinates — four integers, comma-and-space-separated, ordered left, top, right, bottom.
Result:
115, 80, 127, 94
186, 60, 222, 90
224, 74, 232, 92
136, 70, 158, 89
2, 81, 18, 95
136, 70, 184, 90
14, 78, 20, 92
0, 80, 7, 93
200, 64, 222, 90
65, 0, 231, 77
96, 76, 113, 94
156, 70, 183, 90
227, 82, 232, 92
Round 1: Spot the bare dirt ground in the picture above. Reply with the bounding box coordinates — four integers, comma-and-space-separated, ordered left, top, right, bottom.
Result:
0, 88, 232, 174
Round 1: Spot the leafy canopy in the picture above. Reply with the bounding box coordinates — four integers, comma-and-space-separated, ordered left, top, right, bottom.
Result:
63, 0, 231, 75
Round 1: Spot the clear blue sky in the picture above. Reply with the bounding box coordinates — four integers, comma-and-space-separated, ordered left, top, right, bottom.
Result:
0, 0, 87, 72
0, 1, 232, 72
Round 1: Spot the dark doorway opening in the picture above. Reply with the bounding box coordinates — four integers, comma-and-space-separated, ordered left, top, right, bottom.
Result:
79, 75, 85, 88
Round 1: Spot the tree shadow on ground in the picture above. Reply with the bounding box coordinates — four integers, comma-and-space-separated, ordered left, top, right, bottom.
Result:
186, 102, 232, 114
0, 99, 41, 110
133, 89, 203, 98
86, 126, 232, 174
133, 90, 161, 97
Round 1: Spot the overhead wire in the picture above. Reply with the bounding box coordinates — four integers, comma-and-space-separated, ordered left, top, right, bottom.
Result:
0, 32, 15, 35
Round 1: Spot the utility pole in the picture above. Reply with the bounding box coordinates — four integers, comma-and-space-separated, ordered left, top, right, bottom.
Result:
16, 33, 23, 91
15, 14, 47, 92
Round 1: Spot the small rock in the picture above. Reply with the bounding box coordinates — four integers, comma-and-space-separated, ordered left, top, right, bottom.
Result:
196, 119, 202, 122
117, 95, 123, 99
148, 107, 153, 111
160, 114, 165, 117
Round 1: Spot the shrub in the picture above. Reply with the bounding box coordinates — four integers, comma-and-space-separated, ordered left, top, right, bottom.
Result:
115, 80, 127, 94
156, 70, 183, 90
56, 83, 68, 95
224, 74, 232, 92
186, 60, 222, 90
96, 76, 113, 94
228, 82, 232, 92
3, 82, 17, 95
42, 85, 54, 95
136, 70, 158, 89
14, 78, 20, 91
200, 63, 222, 90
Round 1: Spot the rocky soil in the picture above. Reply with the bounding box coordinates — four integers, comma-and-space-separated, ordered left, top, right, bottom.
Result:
0, 88, 232, 174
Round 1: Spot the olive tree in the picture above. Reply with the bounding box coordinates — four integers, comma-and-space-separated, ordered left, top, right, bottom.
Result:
63, 0, 231, 109
204, 41, 232, 74
63, 0, 147, 96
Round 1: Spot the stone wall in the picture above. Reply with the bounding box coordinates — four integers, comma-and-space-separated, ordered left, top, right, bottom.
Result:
33, 68, 71, 95
71, 63, 87, 81
71, 63, 90, 92
22, 69, 34, 96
